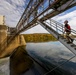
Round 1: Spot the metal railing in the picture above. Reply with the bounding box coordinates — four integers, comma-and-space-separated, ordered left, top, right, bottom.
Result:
44, 19, 76, 36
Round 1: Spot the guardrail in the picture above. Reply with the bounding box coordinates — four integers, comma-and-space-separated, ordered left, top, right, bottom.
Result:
44, 19, 76, 36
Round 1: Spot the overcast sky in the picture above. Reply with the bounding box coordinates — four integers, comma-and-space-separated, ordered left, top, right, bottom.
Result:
0, 0, 76, 34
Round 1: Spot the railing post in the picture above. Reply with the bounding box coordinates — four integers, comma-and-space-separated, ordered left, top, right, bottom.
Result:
50, 19, 52, 27
62, 25, 64, 34
56, 22, 58, 33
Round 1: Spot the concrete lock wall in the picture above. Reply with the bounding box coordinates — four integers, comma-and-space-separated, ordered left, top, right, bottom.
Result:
0, 15, 5, 25
0, 16, 7, 52
0, 25, 7, 44
0, 15, 7, 45
0, 35, 26, 58
0, 15, 26, 58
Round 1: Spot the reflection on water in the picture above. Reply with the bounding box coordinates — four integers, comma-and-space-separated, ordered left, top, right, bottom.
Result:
0, 57, 9, 75
0, 40, 76, 75
26, 41, 76, 75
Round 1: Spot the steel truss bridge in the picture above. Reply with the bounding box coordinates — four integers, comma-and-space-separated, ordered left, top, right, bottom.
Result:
1, 0, 76, 74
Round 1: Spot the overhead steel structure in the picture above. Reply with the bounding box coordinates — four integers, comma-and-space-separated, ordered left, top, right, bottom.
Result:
1, 0, 76, 55
16, 0, 76, 33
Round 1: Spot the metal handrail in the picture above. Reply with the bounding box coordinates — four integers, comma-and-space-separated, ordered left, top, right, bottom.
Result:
44, 19, 76, 36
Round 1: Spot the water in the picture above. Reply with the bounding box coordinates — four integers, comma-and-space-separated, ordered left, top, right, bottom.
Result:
0, 41, 76, 75
0, 57, 9, 75
26, 41, 76, 75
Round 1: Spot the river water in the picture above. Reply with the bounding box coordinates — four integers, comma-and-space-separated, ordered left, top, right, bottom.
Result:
0, 57, 9, 75
26, 41, 76, 75
0, 41, 76, 75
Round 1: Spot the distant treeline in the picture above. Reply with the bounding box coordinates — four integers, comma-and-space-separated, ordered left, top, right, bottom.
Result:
23, 33, 57, 43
